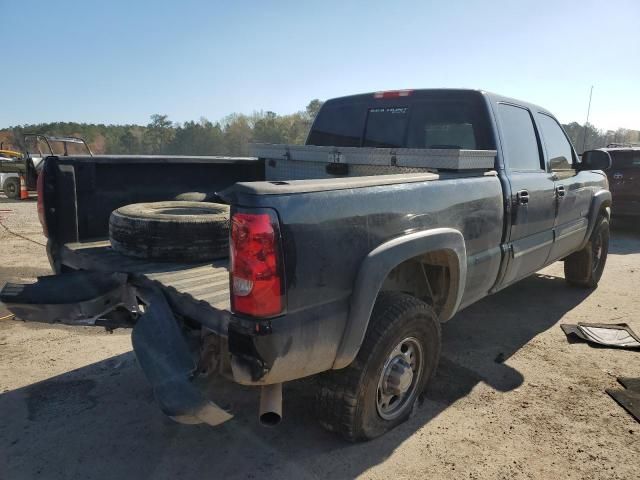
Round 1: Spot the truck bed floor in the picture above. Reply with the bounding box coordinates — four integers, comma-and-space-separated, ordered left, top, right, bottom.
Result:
60, 240, 231, 332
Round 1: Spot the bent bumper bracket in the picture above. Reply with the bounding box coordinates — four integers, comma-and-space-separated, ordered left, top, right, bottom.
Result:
132, 289, 233, 426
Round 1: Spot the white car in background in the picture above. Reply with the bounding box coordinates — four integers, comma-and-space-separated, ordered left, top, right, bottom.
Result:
1, 171, 21, 199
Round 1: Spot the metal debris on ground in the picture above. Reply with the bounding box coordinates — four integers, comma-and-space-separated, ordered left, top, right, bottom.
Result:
560, 323, 640, 349
606, 378, 640, 423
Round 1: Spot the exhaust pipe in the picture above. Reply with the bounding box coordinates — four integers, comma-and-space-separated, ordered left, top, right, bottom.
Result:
259, 383, 282, 426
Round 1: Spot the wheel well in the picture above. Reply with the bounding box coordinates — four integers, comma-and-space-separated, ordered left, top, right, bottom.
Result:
380, 249, 459, 320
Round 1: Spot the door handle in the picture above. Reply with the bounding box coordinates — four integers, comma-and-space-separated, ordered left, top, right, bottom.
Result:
516, 189, 529, 205
556, 185, 566, 198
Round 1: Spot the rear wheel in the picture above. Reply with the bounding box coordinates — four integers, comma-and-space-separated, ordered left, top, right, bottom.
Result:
564, 216, 609, 288
314, 291, 441, 441
3, 177, 19, 199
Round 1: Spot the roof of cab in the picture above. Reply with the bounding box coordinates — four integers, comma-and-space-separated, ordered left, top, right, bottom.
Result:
602, 147, 640, 152
324, 88, 555, 117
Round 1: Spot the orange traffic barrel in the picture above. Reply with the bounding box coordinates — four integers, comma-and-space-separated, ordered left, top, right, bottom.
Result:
19, 176, 29, 200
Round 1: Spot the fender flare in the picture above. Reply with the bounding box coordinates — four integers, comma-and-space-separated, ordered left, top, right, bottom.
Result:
578, 189, 611, 250
332, 228, 467, 369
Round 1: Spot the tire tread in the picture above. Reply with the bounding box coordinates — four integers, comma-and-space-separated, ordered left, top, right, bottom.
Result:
314, 291, 440, 441
564, 216, 609, 288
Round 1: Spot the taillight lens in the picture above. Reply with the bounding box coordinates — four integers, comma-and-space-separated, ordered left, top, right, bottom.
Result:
36, 171, 48, 237
230, 211, 284, 318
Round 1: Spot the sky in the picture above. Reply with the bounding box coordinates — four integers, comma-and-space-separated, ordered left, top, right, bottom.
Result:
2, 0, 639, 131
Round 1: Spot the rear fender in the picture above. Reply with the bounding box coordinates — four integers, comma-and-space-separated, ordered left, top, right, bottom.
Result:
333, 228, 466, 369
579, 189, 611, 250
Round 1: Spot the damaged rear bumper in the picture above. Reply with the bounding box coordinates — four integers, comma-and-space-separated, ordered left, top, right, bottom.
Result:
131, 288, 233, 426
0, 271, 134, 327
0, 271, 233, 427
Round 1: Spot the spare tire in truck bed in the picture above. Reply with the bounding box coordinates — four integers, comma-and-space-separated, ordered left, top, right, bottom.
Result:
109, 201, 230, 262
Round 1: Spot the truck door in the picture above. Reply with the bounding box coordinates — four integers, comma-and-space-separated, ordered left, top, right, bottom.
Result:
496, 103, 556, 287
536, 113, 591, 262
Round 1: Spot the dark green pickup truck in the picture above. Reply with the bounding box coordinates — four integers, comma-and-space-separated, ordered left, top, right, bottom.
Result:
1, 89, 613, 441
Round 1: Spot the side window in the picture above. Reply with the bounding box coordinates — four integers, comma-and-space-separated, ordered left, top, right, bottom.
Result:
611, 151, 640, 169
538, 114, 574, 171
497, 104, 542, 171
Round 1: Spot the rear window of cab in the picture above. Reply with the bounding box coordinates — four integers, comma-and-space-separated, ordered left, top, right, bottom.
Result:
308, 93, 495, 150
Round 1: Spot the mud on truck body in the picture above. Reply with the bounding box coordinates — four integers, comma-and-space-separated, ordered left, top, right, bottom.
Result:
1, 89, 612, 441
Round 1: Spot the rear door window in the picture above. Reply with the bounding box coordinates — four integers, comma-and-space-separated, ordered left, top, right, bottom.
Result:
537, 113, 574, 171
497, 104, 543, 171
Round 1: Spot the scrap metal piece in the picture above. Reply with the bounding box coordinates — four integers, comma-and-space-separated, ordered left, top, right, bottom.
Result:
560, 323, 586, 342
0, 271, 133, 326
131, 288, 233, 426
618, 377, 640, 391
578, 323, 640, 349
560, 323, 640, 349
606, 377, 640, 424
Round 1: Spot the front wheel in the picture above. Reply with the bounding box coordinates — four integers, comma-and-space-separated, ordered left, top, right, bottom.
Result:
564, 216, 609, 288
314, 291, 441, 441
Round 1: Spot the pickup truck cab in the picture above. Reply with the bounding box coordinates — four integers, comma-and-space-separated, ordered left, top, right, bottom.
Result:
0, 89, 612, 441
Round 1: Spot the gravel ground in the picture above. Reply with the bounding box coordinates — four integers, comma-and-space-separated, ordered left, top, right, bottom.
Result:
0, 196, 638, 480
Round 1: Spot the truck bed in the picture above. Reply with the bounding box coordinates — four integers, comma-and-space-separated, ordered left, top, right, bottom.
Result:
59, 240, 231, 333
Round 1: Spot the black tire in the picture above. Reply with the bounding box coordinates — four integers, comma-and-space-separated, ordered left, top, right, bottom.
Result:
3, 177, 19, 199
564, 216, 609, 288
314, 291, 441, 441
109, 201, 230, 262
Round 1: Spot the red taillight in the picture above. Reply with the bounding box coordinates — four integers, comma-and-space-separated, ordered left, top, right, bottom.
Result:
373, 89, 413, 99
36, 171, 48, 237
230, 211, 283, 318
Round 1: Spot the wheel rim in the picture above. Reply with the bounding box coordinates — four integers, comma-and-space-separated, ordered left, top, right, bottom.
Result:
7, 183, 16, 196
376, 336, 424, 420
592, 229, 604, 273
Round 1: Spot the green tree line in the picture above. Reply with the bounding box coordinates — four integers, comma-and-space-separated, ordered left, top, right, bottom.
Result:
562, 122, 640, 152
2, 99, 638, 156
1, 100, 323, 156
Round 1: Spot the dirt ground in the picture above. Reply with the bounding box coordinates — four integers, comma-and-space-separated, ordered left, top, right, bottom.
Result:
0, 196, 638, 480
